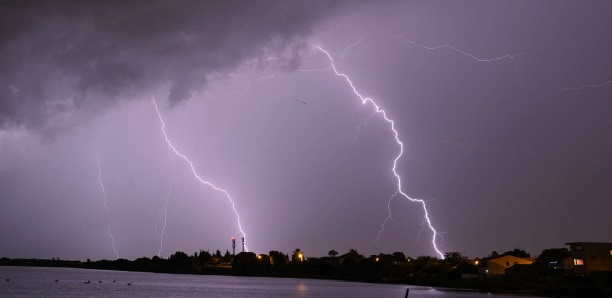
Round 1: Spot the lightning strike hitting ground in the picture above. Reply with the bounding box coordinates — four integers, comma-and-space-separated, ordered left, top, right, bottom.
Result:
152, 100, 248, 251
155, 154, 176, 257
316, 46, 445, 259
96, 158, 119, 259
107, 227, 118, 258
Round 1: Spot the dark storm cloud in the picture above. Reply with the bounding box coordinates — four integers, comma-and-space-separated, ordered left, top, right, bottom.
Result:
0, 0, 347, 133
2, 0, 611, 261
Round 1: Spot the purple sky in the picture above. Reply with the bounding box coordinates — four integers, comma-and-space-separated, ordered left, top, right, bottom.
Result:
1, 1, 612, 261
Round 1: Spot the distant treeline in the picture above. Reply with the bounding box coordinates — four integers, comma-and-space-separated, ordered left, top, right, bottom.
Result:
1, 247, 611, 297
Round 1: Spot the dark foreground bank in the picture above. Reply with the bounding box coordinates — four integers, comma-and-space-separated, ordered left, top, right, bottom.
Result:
1, 254, 610, 297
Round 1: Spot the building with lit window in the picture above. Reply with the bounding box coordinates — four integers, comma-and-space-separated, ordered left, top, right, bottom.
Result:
566, 242, 612, 276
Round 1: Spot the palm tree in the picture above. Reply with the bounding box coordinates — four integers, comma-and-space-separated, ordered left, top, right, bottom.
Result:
292, 248, 304, 262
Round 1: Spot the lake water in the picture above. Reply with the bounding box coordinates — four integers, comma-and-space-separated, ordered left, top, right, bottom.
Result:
0, 266, 536, 297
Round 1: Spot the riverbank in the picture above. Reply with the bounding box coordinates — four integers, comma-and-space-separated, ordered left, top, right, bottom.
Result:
2, 257, 611, 297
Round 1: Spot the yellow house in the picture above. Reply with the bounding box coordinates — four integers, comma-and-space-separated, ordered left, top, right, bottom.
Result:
486, 255, 533, 275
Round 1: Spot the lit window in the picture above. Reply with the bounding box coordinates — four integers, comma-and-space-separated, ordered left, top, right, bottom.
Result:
574, 259, 584, 265
609, 250, 612, 256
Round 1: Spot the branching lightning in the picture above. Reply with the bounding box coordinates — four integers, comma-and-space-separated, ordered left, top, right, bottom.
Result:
155, 154, 176, 257
373, 191, 397, 244
219, 72, 277, 96
343, 35, 523, 64
96, 157, 119, 259
349, 111, 377, 147
303, 36, 523, 75
560, 79, 612, 92
393, 35, 524, 63
316, 46, 445, 259
339, 36, 365, 59
97, 158, 109, 212
300, 37, 365, 73
152, 100, 248, 251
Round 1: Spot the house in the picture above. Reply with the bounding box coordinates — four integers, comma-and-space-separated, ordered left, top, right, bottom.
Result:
566, 242, 612, 276
485, 255, 533, 275
505, 262, 546, 280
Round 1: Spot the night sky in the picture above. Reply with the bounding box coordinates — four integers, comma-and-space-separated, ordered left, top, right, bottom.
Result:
1, 1, 611, 261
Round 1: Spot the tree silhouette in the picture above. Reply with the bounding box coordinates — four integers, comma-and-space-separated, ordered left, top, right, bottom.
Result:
328, 250, 338, 258
503, 248, 530, 258
538, 248, 570, 266
292, 248, 303, 262
168, 251, 190, 271
197, 250, 211, 265
269, 250, 287, 266
392, 252, 406, 262
444, 251, 464, 267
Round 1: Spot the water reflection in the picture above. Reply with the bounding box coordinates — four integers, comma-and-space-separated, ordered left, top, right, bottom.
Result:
295, 282, 308, 297
0, 266, 544, 298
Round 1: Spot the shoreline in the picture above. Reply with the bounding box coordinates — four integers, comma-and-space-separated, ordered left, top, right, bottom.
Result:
1, 257, 610, 297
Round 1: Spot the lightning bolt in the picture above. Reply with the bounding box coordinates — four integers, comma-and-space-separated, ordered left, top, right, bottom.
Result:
373, 191, 397, 243
152, 100, 248, 251
560, 79, 612, 92
304, 36, 523, 74
220, 72, 277, 96
300, 37, 365, 73
155, 154, 176, 257
393, 35, 524, 63
96, 158, 109, 211
316, 46, 445, 259
107, 227, 118, 258
349, 111, 377, 147
339, 36, 365, 59
96, 157, 119, 259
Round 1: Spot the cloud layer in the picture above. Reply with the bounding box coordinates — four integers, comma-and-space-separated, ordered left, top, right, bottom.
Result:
0, 0, 346, 133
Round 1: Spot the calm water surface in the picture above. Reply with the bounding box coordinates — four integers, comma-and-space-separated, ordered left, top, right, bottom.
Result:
0, 266, 538, 297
